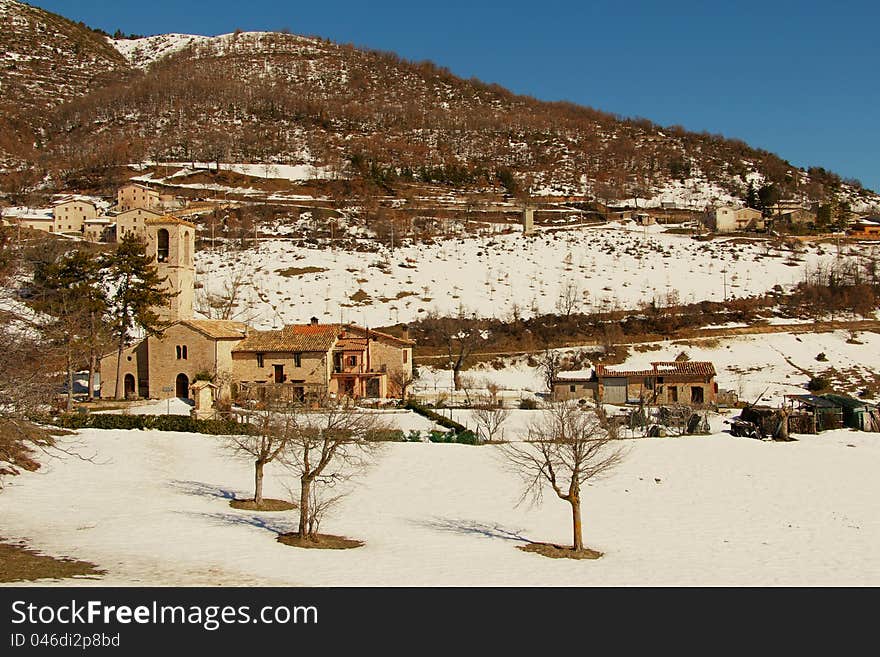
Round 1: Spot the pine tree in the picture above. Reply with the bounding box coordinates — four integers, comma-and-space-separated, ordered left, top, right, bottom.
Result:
33, 250, 108, 412
101, 234, 175, 400
745, 182, 759, 210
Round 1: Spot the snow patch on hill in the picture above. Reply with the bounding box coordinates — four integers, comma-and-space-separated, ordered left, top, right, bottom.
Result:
110, 30, 325, 69
110, 33, 214, 68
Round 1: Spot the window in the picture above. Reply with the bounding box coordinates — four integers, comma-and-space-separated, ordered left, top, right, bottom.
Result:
176, 345, 187, 360
670, 386, 678, 402
157, 228, 169, 263
403, 350, 408, 364
570, 385, 576, 392
691, 387, 704, 404
348, 355, 357, 367
256, 353, 264, 368
182, 346, 187, 360
293, 353, 302, 367
176, 346, 181, 360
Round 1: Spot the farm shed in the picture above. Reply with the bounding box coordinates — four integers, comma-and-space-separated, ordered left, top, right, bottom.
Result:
821, 394, 876, 431
784, 395, 843, 433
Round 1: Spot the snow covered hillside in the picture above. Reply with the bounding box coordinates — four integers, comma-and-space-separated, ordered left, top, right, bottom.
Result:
195, 220, 877, 328
3, 428, 878, 586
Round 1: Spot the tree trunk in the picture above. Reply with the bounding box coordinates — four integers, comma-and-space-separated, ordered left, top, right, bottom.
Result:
298, 476, 311, 538
254, 459, 264, 505
114, 342, 124, 400
87, 352, 97, 401
453, 366, 462, 391
66, 348, 74, 412
87, 311, 97, 401
570, 496, 584, 552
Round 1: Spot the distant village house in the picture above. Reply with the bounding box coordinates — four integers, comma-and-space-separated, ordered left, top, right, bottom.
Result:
553, 361, 717, 406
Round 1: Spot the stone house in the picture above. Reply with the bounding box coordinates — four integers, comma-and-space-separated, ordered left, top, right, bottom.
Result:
114, 207, 163, 240
709, 206, 764, 233
117, 183, 161, 212
83, 217, 113, 242
52, 198, 98, 234
233, 319, 415, 402
2, 209, 55, 232
553, 361, 717, 406
774, 208, 816, 227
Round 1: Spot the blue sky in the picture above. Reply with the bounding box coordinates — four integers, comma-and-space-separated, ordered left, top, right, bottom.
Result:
30, 1, 880, 192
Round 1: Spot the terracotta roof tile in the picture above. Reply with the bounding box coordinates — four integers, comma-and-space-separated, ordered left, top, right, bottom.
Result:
234, 324, 338, 353
181, 320, 248, 340
145, 214, 196, 228
596, 361, 716, 378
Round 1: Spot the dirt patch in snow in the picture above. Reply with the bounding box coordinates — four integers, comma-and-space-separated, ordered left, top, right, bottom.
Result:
277, 533, 363, 550
229, 498, 296, 512
517, 542, 603, 560
0, 539, 104, 583
277, 266, 328, 277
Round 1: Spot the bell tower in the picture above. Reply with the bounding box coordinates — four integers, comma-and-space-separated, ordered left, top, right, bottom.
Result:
144, 215, 195, 322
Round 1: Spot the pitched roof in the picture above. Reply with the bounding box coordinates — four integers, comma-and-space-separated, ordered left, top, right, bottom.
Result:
233, 324, 338, 353
651, 361, 716, 377
121, 182, 158, 192
145, 214, 196, 228
596, 361, 716, 378
341, 324, 415, 346
180, 319, 248, 340
335, 337, 369, 351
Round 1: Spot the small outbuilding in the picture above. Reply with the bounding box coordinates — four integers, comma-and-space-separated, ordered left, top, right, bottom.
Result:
821, 394, 874, 431
784, 394, 843, 433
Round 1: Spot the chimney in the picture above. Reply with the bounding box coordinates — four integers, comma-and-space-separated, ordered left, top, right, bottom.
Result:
310, 316, 319, 325
400, 324, 410, 341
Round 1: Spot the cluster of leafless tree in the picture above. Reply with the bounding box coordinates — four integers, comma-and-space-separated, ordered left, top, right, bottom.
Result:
226, 396, 391, 541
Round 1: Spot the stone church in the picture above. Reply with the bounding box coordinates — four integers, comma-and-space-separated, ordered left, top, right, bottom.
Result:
99, 215, 248, 401
98, 214, 414, 403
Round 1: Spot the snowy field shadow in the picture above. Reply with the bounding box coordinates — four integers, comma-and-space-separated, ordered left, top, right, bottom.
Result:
181, 511, 296, 535
168, 480, 240, 501
410, 517, 532, 543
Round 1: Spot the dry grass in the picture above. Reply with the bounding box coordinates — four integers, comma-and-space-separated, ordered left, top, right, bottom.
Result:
277, 266, 328, 277
517, 542, 603, 560
0, 540, 104, 583
276, 532, 363, 550
229, 498, 296, 512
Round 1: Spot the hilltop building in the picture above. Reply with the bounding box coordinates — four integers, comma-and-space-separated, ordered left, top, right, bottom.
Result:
708, 206, 764, 233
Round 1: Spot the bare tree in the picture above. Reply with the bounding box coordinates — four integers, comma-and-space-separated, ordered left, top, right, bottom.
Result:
538, 348, 564, 392
226, 410, 291, 507
280, 398, 390, 541
555, 281, 580, 317
501, 403, 626, 552
195, 263, 256, 322
472, 397, 510, 443
421, 306, 482, 391
388, 366, 416, 400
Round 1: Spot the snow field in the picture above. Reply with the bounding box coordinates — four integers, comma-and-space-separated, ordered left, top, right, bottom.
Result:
195, 221, 871, 329
2, 427, 878, 586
